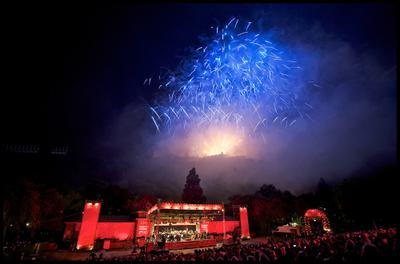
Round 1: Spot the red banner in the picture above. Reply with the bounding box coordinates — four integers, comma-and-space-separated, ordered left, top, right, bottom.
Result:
136, 218, 151, 238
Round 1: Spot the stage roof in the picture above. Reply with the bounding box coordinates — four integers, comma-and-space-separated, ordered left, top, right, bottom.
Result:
147, 202, 224, 216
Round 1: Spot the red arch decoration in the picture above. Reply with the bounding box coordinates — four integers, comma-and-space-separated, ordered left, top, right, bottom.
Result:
304, 209, 331, 236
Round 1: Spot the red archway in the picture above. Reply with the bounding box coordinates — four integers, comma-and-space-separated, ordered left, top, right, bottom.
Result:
304, 209, 331, 236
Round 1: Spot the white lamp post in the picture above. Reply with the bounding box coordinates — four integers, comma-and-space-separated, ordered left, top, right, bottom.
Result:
222, 207, 226, 243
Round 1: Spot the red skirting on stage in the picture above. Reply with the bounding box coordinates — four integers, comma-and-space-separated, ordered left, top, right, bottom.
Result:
147, 239, 217, 251
165, 239, 217, 250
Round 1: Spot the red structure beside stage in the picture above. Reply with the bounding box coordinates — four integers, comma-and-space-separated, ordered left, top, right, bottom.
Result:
76, 202, 101, 250
64, 201, 250, 251
304, 209, 331, 236
239, 207, 250, 239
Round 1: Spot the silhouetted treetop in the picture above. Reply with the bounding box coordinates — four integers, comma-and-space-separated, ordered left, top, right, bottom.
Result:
181, 168, 207, 203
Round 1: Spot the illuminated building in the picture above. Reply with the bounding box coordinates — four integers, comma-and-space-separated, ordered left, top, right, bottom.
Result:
64, 201, 250, 251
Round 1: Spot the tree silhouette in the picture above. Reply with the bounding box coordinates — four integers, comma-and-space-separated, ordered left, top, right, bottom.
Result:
125, 194, 158, 212
256, 184, 282, 199
315, 178, 334, 210
40, 188, 65, 235
3, 180, 40, 240
181, 168, 207, 203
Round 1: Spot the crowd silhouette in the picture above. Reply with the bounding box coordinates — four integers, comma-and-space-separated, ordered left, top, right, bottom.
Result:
87, 228, 399, 263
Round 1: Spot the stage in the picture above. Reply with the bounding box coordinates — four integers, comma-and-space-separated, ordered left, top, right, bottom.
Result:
64, 201, 250, 251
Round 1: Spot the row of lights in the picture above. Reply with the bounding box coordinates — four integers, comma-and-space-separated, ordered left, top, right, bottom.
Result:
147, 203, 226, 215
9, 223, 30, 227
160, 203, 223, 211
157, 221, 201, 225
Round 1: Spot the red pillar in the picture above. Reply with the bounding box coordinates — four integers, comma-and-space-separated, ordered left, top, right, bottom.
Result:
77, 201, 101, 250
239, 207, 250, 239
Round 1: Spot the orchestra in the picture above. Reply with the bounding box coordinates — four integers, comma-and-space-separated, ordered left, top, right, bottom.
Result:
150, 227, 209, 243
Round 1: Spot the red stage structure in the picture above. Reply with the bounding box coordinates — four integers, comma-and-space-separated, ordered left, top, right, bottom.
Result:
304, 209, 331, 236
64, 201, 250, 251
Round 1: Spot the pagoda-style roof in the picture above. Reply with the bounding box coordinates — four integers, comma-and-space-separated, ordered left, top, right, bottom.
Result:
147, 202, 224, 216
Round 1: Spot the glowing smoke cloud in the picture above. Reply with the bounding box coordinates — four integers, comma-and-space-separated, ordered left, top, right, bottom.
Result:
146, 18, 313, 157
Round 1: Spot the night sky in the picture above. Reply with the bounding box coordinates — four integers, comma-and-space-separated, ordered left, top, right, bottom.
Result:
6, 3, 397, 200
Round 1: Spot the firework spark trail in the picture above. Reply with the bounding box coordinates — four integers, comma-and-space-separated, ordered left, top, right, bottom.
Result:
147, 17, 313, 140
151, 116, 160, 133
